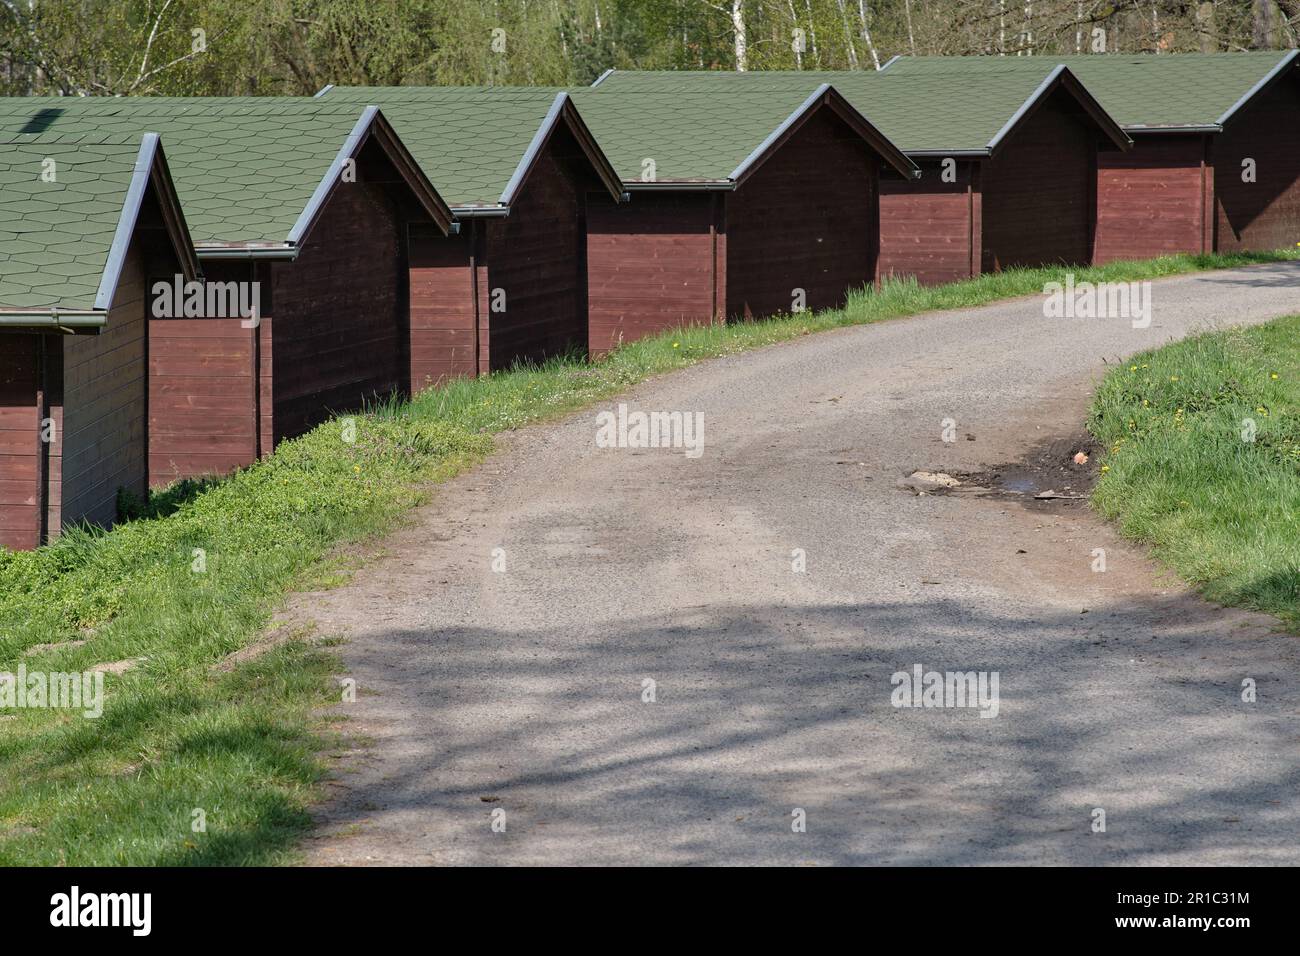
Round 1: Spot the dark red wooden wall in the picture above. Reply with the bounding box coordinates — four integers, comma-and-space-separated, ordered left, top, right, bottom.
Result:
586, 191, 722, 358
0, 334, 46, 550
981, 88, 1095, 272
61, 242, 149, 528
1093, 134, 1210, 263
149, 260, 269, 486
879, 159, 980, 285
150, 173, 410, 486
726, 106, 878, 319
271, 180, 407, 442
481, 126, 591, 372
1215, 72, 1300, 254
408, 122, 600, 385
409, 224, 484, 387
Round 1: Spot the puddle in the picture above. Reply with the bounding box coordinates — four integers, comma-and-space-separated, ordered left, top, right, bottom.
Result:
903, 429, 1101, 507
1000, 476, 1039, 495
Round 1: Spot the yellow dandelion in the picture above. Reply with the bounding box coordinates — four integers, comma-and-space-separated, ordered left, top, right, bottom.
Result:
1101, 465, 1110, 472
1170, 376, 1179, 382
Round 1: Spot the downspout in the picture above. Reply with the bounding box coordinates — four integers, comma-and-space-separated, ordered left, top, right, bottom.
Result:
968, 165, 976, 279
710, 192, 718, 323
470, 218, 482, 377
251, 259, 263, 460
1201, 133, 1214, 254
36, 337, 50, 546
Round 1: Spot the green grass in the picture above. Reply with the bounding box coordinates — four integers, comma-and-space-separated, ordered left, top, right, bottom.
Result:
1090, 311, 1300, 628
0, 249, 1295, 865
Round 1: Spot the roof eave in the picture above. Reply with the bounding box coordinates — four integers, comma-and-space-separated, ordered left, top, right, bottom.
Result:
904, 149, 990, 159
1125, 125, 1222, 134
93, 132, 200, 312
500, 92, 626, 206
624, 180, 734, 192
286, 105, 456, 247
1216, 49, 1300, 127
196, 243, 299, 260
0, 309, 107, 331
452, 205, 512, 218
986, 64, 1131, 158
729, 84, 919, 186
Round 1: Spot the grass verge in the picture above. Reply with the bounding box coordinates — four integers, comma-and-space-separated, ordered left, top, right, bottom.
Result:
0, 249, 1295, 864
1090, 311, 1300, 629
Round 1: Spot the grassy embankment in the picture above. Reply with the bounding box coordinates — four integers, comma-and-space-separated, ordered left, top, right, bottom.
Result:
0, 249, 1294, 864
1090, 310, 1300, 628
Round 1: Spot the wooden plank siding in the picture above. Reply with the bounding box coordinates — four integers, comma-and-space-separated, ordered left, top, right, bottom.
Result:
149, 178, 411, 485
0, 334, 44, 550
878, 159, 979, 286
409, 224, 480, 387
586, 191, 719, 358
270, 181, 408, 443
1093, 134, 1209, 263
408, 122, 601, 386
1215, 72, 1300, 254
148, 315, 260, 485
725, 106, 878, 320
874, 90, 1101, 286
585, 102, 881, 356
59, 241, 149, 530
481, 144, 588, 372
980, 90, 1095, 272
148, 259, 264, 486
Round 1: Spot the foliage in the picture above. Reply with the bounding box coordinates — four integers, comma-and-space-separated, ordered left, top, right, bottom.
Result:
4, 1, 1296, 97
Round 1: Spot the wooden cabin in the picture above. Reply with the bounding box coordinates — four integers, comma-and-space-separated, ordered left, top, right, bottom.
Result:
317, 87, 627, 387
0, 133, 197, 549
572, 83, 917, 355
882, 52, 1300, 262
0, 99, 454, 487
592, 66, 1130, 287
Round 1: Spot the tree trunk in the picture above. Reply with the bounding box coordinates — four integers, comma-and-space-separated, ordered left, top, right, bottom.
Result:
1253, 0, 1274, 48
1196, 3, 1216, 52
732, 0, 748, 71
856, 0, 882, 69
787, 0, 803, 69
835, 0, 860, 69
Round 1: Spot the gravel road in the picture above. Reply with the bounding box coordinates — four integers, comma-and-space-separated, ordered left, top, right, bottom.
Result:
297, 261, 1300, 865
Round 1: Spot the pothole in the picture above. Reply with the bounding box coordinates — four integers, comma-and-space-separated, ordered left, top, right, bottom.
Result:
901, 430, 1101, 506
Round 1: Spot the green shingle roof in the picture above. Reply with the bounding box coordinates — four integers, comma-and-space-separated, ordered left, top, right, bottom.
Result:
0, 98, 373, 244
881, 52, 1299, 129
588, 64, 1100, 153
319, 86, 568, 207
0, 135, 148, 311
569, 85, 859, 181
